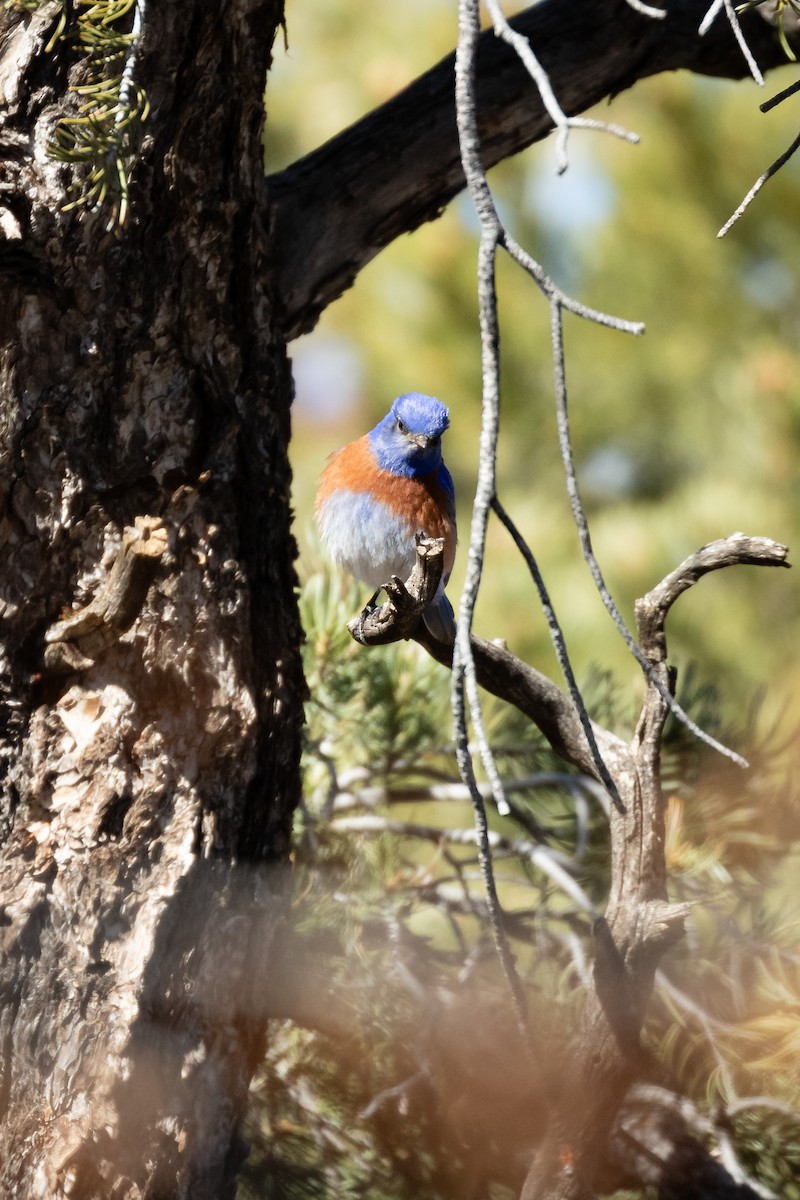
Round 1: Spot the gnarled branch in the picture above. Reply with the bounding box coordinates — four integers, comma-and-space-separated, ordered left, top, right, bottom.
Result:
345, 531, 791, 1198
633, 533, 790, 760
346, 532, 446, 646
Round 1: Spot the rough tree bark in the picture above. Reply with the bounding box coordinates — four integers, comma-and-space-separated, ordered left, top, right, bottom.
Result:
0, 2, 795, 1198
0, 3, 302, 1197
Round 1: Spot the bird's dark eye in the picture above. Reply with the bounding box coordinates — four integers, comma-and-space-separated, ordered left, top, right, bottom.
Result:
397, 419, 408, 435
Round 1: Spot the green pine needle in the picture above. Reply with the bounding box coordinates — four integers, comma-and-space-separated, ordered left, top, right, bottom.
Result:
3, 0, 149, 229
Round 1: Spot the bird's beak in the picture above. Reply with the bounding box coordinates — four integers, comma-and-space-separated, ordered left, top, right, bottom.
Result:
411, 434, 432, 450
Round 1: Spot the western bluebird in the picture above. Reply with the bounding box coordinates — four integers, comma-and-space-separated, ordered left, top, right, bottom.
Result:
315, 392, 457, 643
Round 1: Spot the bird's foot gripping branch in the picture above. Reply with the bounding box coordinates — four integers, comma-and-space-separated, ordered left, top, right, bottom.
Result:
346, 532, 447, 647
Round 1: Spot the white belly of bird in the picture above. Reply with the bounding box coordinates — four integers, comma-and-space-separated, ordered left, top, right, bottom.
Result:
317, 490, 416, 589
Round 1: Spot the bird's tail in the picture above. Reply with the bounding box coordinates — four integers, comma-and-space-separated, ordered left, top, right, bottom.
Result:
423, 593, 456, 645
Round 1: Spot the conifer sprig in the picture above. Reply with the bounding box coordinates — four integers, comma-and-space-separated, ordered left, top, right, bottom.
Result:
737, 0, 800, 60
4, 0, 149, 228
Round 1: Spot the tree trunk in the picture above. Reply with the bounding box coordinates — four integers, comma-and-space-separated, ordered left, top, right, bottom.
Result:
0, 3, 304, 1196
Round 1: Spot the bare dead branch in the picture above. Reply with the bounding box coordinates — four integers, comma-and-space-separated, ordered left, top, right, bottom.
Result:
343, 535, 786, 806
625, 0, 667, 15
514, 531, 788, 1198
501, 232, 645, 333
492, 496, 625, 812
426, 626, 631, 780
330, 771, 573, 841
451, 0, 535, 1055
636, 534, 790, 661
718, 126, 800, 236
330, 813, 596, 912
550, 299, 757, 771
761, 74, 800, 110
700, 0, 766, 84
485, 0, 640, 174
346, 532, 446, 646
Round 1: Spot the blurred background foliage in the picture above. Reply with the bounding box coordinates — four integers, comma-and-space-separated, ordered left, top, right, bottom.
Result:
270, 0, 800, 718
247, 1, 800, 1197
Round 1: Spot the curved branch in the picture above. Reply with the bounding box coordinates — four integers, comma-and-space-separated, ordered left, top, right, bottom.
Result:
347, 536, 628, 780
637, 533, 790, 653
420, 624, 629, 784
268, 0, 798, 338
633, 534, 790, 756
348, 534, 790, 799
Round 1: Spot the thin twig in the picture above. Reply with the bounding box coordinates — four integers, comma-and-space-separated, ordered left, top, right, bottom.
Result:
499, 233, 736, 778
451, 0, 637, 1005
501, 228, 646, 335
718, 128, 800, 236
329, 814, 597, 913
457, 236, 514, 818
760, 75, 800, 112
454, 0, 531, 1050
624, 0, 667, 16
499, 236, 750, 767
549, 300, 750, 768
331, 772, 566, 842
485, 0, 639, 174
699, 0, 765, 84
723, 0, 765, 85
491, 495, 625, 812
699, 0, 725, 35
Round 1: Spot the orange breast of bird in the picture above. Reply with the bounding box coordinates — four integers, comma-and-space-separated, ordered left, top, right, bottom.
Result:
316, 435, 457, 579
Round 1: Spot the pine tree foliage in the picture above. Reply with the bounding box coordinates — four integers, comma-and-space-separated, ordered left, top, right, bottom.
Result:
239, 574, 800, 1198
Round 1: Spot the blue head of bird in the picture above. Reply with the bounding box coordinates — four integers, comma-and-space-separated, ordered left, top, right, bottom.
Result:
369, 392, 450, 478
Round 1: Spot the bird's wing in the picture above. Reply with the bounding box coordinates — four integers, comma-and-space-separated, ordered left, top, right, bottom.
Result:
435, 462, 456, 526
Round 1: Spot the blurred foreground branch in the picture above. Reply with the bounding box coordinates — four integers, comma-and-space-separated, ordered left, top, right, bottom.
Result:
344, 531, 789, 1199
